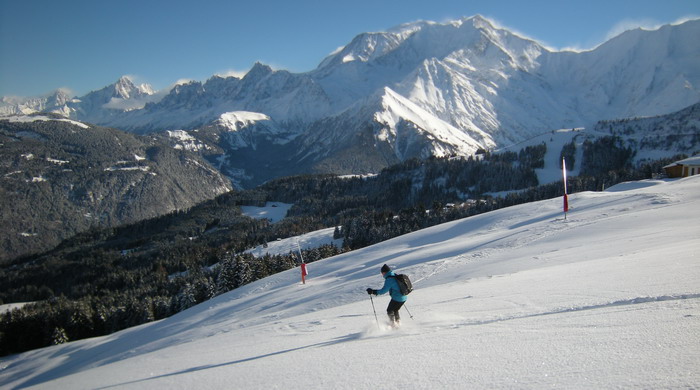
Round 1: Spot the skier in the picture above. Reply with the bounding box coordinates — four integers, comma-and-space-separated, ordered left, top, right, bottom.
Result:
366, 264, 407, 328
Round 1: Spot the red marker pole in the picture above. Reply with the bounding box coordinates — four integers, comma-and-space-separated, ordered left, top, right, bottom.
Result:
297, 241, 308, 284
300, 263, 308, 284
562, 158, 569, 219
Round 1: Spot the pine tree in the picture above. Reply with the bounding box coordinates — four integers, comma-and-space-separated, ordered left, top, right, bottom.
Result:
234, 256, 253, 288
216, 255, 237, 295
51, 327, 69, 345
176, 283, 197, 312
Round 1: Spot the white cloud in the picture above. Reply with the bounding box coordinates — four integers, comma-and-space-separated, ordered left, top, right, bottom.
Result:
174, 78, 196, 86
214, 69, 247, 79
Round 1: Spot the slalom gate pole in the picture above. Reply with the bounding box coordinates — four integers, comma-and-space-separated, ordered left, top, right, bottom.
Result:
369, 295, 380, 329
403, 303, 414, 320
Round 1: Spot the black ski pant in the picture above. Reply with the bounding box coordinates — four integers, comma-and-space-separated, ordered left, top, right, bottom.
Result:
387, 299, 405, 322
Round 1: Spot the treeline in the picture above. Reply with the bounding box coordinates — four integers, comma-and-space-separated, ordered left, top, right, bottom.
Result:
0, 245, 343, 356
0, 136, 682, 356
262, 148, 540, 216
340, 139, 682, 251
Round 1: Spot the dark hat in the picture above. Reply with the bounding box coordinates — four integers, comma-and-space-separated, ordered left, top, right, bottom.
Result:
381, 264, 391, 273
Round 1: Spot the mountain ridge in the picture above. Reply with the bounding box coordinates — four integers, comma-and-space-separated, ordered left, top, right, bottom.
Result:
1, 16, 698, 186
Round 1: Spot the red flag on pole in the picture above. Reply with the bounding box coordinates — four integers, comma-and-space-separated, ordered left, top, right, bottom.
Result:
562, 158, 569, 214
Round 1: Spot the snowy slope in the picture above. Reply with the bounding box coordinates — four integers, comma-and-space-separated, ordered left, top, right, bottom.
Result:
539, 20, 700, 122
373, 87, 490, 159
240, 202, 293, 223
240, 202, 341, 257
595, 102, 700, 162
495, 127, 598, 185
294, 85, 491, 171
214, 111, 295, 149
491, 102, 700, 188
2, 176, 698, 389
245, 227, 342, 258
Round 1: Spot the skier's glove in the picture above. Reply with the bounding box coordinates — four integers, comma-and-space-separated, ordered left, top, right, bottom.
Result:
366, 288, 376, 295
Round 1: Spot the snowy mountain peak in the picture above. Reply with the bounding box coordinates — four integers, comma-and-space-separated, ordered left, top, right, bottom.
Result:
317, 16, 502, 69
137, 82, 155, 96
384, 14, 496, 40
321, 15, 544, 75
244, 62, 274, 80
88, 76, 160, 112
45, 88, 74, 107
430, 14, 497, 33
466, 14, 493, 26
72, 76, 158, 113
115, 76, 136, 98
317, 31, 405, 69
113, 76, 154, 99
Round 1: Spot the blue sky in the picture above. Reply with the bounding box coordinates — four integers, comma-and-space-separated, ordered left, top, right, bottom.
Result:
1, 0, 698, 97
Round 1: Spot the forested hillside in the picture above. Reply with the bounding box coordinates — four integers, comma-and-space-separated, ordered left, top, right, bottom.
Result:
597, 102, 700, 156
0, 115, 231, 261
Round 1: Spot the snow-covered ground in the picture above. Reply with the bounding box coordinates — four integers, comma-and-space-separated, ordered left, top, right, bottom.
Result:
495, 127, 594, 185
240, 202, 292, 223
1, 177, 699, 389
5, 114, 90, 129
0, 302, 32, 315
495, 125, 693, 188
245, 227, 342, 258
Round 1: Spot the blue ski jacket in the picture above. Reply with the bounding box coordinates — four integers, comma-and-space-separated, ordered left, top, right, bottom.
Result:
376, 271, 408, 302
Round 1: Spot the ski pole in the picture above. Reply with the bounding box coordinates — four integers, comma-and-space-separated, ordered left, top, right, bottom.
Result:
369, 294, 380, 329
404, 303, 414, 320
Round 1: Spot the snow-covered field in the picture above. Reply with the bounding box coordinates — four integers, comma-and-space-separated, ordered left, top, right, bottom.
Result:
0, 302, 32, 315
240, 202, 292, 223
245, 227, 342, 258
1, 177, 699, 389
240, 202, 342, 258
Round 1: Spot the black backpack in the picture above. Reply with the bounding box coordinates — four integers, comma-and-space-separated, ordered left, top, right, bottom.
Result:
391, 274, 413, 295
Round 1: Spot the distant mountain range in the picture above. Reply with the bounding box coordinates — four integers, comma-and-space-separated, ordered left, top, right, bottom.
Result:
2, 16, 699, 188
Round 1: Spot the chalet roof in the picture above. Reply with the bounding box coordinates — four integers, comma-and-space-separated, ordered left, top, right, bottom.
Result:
663, 156, 700, 169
